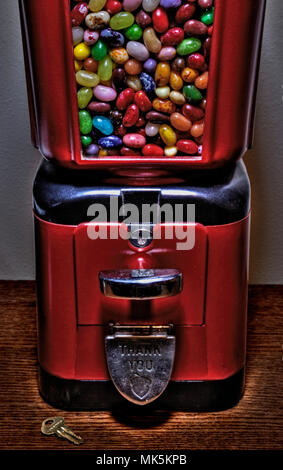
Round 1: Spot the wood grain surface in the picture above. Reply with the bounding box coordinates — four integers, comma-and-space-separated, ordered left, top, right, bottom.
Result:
0, 282, 282, 451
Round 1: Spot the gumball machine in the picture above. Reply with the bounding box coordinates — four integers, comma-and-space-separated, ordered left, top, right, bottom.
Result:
19, 0, 266, 410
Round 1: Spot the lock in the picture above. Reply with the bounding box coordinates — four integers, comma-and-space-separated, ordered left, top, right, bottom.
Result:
100, 269, 182, 404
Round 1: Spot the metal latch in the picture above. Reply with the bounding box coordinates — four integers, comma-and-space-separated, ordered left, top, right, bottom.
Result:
105, 325, 175, 405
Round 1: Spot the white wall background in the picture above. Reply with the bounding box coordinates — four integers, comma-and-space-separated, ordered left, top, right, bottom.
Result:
0, 0, 282, 283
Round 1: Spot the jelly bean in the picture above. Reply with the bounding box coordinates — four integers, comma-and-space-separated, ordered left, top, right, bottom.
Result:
124, 58, 142, 75
126, 41, 150, 61
76, 70, 100, 87
142, 144, 164, 156
92, 40, 108, 60
182, 104, 204, 122
155, 86, 170, 99
116, 88, 135, 110
75, 60, 83, 72
177, 140, 198, 154
81, 135, 93, 147
98, 135, 123, 148
142, 0, 160, 13
161, 28, 184, 47
172, 57, 185, 73
112, 67, 127, 91
106, 0, 122, 14
71, 3, 88, 26
155, 62, 170, 87
136, 116, 146, 127
85, 144, 99, 155
143, 58, 157, 74
84, 29, 99, 45
98, 149, 108, 156
157, 47, 176, 61
170, 112, 192, 132
191, 120, 204, 138
145, 122, 160, 137
153, 99, 176, 114
135, 10, 152, 28
88, 101, 111, 113
159, 125, 177, 147
85, 11, 111, 29
89, 0, 107, 12
74, 43, 91, 60
126, 75, 142, 91
177, 38, 202, 56
169, 71, 183, 91
98, 55, 113, 80
134, 90, 152, 112
152, 7, 169, 34
121, 147, 141, 156
195, 71, 208, 89
93, 85, 117, 101
123, 133, 146, 148
109, 47, 129, 64
143, 28, 162, 54
117, 125, 128, 137
184, 20, 208, 36
181, 67, 199, 83
123, 104, 140, 127
160, 0, 181, 8
169, 90, 185, 106
93, 115, 114, 135
78, 87, 93, 109
201, 9, 214, 26
183, 85, 203, 102
110, 12, 135, 30
84, 57, 98, 72
125, 24, 143, 40
72, 26, 84, 45
175, 3, 196, 24
123, 0, 143, 11
198, 0, 214, 7
164, 146, 177, 157
110, 110, 123, 125
79, 110, 93, 134
187, 53, 206, 70
100, 28, 125, 47
146, 111, 170, 123
140, 72, 156, 95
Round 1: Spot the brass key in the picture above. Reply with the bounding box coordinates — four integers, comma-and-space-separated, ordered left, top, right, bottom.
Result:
41, 417, 84, 446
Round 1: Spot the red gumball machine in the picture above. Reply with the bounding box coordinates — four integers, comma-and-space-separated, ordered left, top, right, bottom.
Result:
19, 0, 266, 409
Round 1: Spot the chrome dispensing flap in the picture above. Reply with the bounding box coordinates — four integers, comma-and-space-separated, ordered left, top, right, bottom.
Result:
105, 325, 176, 406
99, 269, 182, 300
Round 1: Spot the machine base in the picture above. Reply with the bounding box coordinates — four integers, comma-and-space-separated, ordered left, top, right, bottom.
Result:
39, 367, 245, 412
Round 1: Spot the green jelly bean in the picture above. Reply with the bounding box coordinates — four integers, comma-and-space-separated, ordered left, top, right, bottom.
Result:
79, 110, 93, 134
98, 55, 113, 81
92, 40, 108, 61
176, 38, 202, 56
201, 9, 214, 26
183, 85, 203, 102
110, 12, 134, 30
125, 24, 143, 41
81, 135, 92, 147
78, 87, 93, 109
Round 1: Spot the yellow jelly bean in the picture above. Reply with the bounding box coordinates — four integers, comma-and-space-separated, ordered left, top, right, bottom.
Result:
155, 86, 170, 99
76, 70, 100, 87
165, 146, 178, 157
99, 149, 108, 156
181, 67, 199, 83
74, 60, 83, 72
169, 71, 183, 91
159, 124, 177, 147
155, 62, 171, 87
74, 43, 91, 61
88, 0, 107, 13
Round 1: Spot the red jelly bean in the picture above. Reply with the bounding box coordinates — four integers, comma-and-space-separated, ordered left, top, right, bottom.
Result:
187, 53, 206, 70
161, 28, 184, 46
123, 104, 140, 127
175, 4, 196, 24
137, 128, 146, 138
106, 0, 122, 15
142, 144, 164, 157
152, 7, 169, 34
121, 147, 142, 156
136, 116, 146, 128
184, 19, 208, 36
182, 104, 205, 122
116, 125, 127, 137
177, 140, 199, 155
71, 3, 88, 26
116, 88, 135, 111
134, 91, 152, 113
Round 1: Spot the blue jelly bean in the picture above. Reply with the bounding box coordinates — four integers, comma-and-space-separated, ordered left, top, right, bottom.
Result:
140, 72, 156, 96
143, 58, 157, 74
160, 0, 181, 7
98, 135, 123, 148
100, 28, 125, 47
93, 116, 114, 136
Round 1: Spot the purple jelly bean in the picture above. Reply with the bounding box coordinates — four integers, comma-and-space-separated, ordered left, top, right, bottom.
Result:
143, 58, 157, 74
160, 0, 181, 8
86, 144, 99, 155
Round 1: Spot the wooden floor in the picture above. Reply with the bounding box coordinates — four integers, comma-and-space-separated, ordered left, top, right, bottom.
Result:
0, 282, 282, 450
